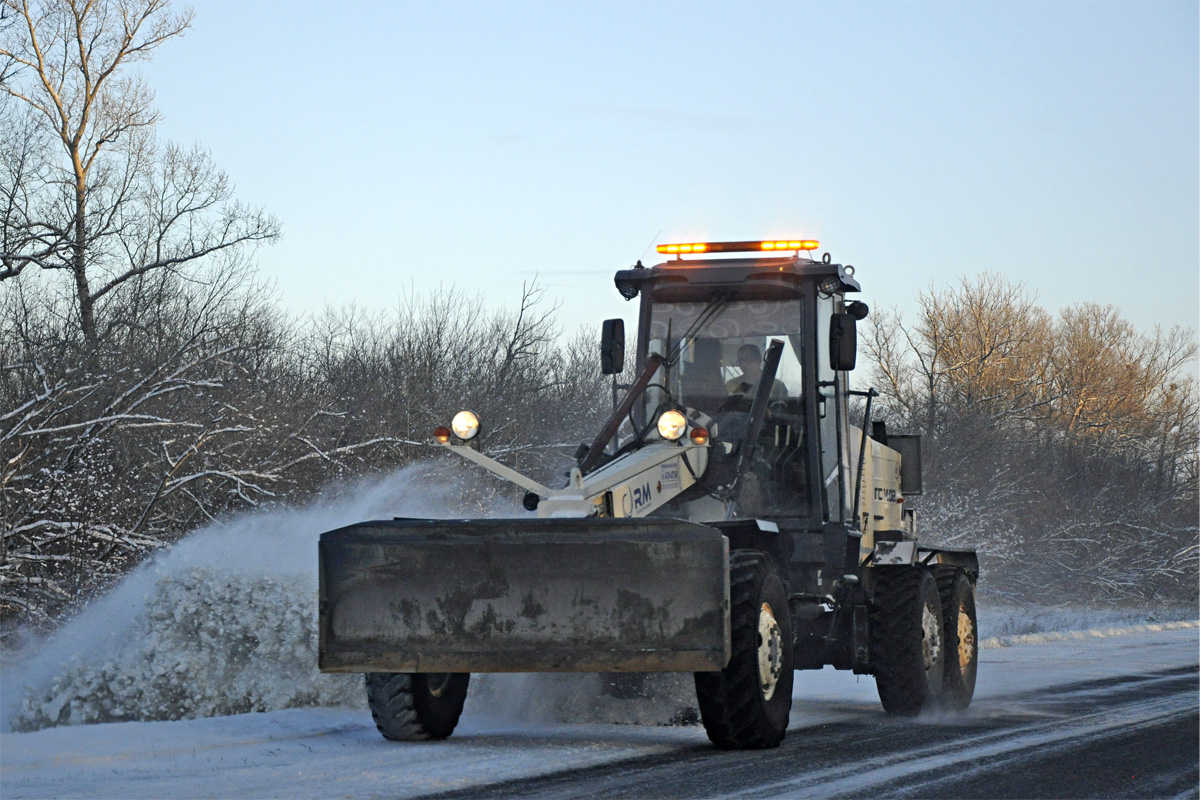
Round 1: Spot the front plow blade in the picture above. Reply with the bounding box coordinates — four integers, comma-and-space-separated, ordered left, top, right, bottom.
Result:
319, 518, 729, 673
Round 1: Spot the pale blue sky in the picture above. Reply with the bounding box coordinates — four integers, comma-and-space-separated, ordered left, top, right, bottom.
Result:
149, 1, 1198, 345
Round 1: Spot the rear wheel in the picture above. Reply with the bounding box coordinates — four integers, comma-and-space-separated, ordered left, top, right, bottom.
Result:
694, 550, 793, 749
871, 568, 944, 715
365, 672, 470, 741
937, 570, 978, 710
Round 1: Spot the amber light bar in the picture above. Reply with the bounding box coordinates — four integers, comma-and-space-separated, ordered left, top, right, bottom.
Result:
657, 239, 819, 255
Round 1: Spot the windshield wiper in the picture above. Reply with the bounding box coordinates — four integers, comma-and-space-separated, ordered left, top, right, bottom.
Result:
665, 296, 728, 367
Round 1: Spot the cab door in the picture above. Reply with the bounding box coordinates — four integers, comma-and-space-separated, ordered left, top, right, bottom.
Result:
812, 290, 854, 525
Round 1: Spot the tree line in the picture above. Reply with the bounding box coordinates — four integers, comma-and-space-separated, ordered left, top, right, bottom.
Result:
865, 274, 1198, 605
1, 270, 609, 632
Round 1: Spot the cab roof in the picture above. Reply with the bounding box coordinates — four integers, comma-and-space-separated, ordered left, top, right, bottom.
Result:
613, 255, 860, 302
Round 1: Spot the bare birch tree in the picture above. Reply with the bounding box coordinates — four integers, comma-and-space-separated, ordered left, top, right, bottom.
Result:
0, 0, 278, 345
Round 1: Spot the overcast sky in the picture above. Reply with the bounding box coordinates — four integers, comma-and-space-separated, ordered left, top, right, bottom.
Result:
148, 1, 1198, 351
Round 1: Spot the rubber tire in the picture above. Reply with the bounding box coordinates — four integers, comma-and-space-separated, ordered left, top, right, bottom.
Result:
365, 672, 470, 741
694, 550, 793, 749
871, 568, 945, 716
937, 570, 978, 710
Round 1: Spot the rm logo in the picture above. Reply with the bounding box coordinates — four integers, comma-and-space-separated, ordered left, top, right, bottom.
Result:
631, 482, 653, 512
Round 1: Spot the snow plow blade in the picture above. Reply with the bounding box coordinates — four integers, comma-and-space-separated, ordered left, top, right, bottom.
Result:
318, 518, 730, 673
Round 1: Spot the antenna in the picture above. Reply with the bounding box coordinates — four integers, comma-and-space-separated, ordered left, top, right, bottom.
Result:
639, 229, 663, 262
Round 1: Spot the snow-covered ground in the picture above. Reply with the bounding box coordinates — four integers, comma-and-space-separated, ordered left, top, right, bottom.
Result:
1, 625, 1196, 799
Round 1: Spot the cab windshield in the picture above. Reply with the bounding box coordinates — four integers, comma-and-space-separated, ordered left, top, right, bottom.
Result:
642, 297, 810, 517
645, 298, 804, 417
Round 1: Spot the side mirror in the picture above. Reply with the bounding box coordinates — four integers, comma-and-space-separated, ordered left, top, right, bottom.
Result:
601, 318, 625, 375
845, 300, 870, 321
830, 313, 857, 371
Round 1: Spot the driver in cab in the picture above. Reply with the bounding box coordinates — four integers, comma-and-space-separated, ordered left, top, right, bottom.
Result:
726, 344, 788, 401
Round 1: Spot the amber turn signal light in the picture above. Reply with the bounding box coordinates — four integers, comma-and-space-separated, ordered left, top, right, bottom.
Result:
433, 426, 452, 444
690, 427, 710, 445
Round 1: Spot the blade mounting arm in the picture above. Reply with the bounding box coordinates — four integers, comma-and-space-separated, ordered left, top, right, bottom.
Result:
579, 353, 665, 475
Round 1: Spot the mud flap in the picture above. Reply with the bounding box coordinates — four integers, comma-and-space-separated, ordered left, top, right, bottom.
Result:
319, 518, 730, 673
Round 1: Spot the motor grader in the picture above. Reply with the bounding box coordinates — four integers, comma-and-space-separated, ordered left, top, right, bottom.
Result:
318, 239, 979, 749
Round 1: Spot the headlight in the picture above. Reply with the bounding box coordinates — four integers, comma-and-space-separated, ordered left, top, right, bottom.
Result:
657, 409, 687, 441
451, 410, 480, 441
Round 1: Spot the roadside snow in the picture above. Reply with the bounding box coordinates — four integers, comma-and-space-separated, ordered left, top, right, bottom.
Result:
0, 707, 704, 799
7, 568, 362, 731
980, 619, 1198, 649
976, 603, 1198, 639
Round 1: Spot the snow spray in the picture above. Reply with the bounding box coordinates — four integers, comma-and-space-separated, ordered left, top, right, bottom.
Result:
1, 462, 519, 731
1, 460, 699, 733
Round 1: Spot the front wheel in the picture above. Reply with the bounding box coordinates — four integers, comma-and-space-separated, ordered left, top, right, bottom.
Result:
694, 550, 793, 749
365, 672, 470, 741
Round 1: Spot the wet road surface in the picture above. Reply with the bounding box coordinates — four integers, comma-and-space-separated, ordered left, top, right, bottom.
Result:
419, 645, 1199, 799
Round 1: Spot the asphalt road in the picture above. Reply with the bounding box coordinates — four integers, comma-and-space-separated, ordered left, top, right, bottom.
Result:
420, 659, 1199, 799
3, 626, 1197, 799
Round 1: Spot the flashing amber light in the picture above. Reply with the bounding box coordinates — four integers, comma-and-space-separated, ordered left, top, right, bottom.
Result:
657, 239, 818, 255
760, 239, 819, 251
434, 426, 452, 444
657, 242, 709, 254
689, 426, 710, 446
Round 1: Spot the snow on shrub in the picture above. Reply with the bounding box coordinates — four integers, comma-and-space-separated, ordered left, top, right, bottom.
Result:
10, 567, 361, 731
4, 463, 522, 732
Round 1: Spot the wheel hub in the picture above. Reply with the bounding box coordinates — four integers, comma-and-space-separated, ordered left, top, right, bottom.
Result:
921, 602, 942, 673
957, 600, 975, 670
757, 602, 784, 701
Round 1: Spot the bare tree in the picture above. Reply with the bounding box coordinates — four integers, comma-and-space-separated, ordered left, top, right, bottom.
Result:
0, 0, 278, 344
865, 273, 1055, 440
1052, 303, 1197, 491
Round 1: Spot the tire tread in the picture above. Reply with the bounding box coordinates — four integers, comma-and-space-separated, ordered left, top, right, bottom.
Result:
694, 550, 792, 749
936, 569, 978, 710
871, 567, 942, 716
365, 672, 468, 742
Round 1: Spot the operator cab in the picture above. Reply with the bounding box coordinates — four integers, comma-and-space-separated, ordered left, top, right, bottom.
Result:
606, 240, 863, 529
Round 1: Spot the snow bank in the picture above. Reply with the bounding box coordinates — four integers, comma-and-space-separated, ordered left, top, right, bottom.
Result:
977, 602, 1198, 639
980, 619, 1198, 649
7, 568, 362, 731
